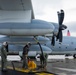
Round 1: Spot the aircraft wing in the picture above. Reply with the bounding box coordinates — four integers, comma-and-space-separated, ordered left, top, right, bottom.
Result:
0, 0, 34, 23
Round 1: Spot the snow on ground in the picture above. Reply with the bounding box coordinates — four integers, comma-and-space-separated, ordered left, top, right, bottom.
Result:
0, 55, 21, 61
0, 55, 74, 62
36, 55, 74, 61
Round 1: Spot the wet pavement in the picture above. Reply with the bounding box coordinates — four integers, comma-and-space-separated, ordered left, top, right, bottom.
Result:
47, 59, 76, 75
0, 56, 76, 75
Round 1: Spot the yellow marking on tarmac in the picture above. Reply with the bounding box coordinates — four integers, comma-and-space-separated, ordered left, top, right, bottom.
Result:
7, 66, 36, 72
0, 65, 36, 72
36, 73, 54, 75
0, 65, 55, 75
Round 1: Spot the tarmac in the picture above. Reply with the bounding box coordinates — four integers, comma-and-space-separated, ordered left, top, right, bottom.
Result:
0, 55, 76, 75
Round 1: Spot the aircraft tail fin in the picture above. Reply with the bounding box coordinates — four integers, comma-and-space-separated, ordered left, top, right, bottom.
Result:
67, 30, 71, 36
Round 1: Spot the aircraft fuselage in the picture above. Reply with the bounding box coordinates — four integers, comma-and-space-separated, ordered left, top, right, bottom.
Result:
45, 36, 76, 55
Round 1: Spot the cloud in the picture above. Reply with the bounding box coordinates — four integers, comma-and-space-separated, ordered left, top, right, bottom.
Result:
62, 0, 76, 10
32, 0, 76, 23
63, 22, 76, 36
32, 0, 63, 22
32, 0, 76, 36
32, 0, 63, 10
67, 22, 76, 32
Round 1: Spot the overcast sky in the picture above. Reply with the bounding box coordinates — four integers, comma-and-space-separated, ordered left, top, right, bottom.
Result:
32, 0, 76, 36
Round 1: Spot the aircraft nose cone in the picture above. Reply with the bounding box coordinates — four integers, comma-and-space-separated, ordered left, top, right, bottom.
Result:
48, 23, 55, 33
31, 19, 55, 35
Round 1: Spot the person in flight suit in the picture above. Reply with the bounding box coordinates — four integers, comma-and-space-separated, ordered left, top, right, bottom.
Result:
1, 42, 8, 72
40, 53, 48, 69
22, 42, 31, 69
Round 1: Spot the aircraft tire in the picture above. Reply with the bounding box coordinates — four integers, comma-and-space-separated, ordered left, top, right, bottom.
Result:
73, 54, 76, 58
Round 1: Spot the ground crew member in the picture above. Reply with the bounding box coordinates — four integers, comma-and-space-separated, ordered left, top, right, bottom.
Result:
1, 42, 8, 72
44, 53, 48, 68
40, 54, 45, 67
40, 53, 48, 69
22, 42, 31, 69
